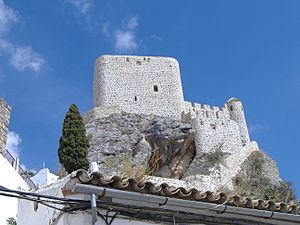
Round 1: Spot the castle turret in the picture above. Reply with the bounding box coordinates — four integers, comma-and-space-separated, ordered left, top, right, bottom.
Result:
0, 98, 11, 154
226, 98, 250, 144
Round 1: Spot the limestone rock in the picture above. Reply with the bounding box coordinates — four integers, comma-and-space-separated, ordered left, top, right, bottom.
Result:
84, 112, 195, 179
84, 111, 285, 200
145, 119, 195, 179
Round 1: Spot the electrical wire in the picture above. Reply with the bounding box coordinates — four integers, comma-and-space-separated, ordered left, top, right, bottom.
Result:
0, 185, 273, 225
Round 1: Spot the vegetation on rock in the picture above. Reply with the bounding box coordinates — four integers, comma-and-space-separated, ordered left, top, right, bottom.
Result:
207, 144, 225, 166
6, 217, 16, 225
233, 151, 296, 203
58, 104, 89, 174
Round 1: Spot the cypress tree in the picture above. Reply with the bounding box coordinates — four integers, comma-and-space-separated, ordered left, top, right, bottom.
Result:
58, 104, 89, 173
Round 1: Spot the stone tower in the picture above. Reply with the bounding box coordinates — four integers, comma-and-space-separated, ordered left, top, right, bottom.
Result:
93, 55, 185, 119
0, 98, 11, 154
226, 98, 250, 144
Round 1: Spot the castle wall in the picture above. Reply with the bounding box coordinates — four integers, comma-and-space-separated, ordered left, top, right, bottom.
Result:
0, 98, 11, 154
226, 98, 250, 144
183, 100, 246, 154
93, 55, 185, 119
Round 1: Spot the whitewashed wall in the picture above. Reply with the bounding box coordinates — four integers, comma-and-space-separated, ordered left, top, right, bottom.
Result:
18, 178, 172, 225
0, 155, 29, 224
31, 168, 58, 187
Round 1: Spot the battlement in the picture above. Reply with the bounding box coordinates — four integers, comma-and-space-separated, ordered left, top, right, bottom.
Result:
183, 101, 230, 121
0, 98, 11, 154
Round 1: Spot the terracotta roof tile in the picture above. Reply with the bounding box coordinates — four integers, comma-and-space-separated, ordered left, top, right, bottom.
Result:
71, 170, 300, 215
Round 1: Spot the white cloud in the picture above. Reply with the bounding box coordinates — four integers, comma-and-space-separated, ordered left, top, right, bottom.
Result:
0, 0, 18, 36
0, 1, 45, 73
65, 0, 95, 30
10, 46, 45, 72
6, 131, 22, 159
113, 16, 139, 53
115, 30, 138, 53
102, 22, 110, 37
66, 0, 92, 15
126, 16, 138, 30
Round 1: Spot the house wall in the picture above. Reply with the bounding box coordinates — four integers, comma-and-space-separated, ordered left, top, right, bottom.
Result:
18, 180, 173, 225
31, 168, 58, 187
0, 154, 29, 224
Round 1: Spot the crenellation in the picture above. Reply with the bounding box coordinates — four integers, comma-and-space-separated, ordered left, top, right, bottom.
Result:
184, 101, 193, 113
203, 104, 211, 110
193, 103, 201, 111
212, 106, 220, 111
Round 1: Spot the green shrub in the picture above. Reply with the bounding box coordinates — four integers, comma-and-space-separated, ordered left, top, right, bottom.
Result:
6, 217, 16, 225
207, 145, 225, 166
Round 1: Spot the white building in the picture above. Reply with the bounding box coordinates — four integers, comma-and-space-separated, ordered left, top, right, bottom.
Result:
0, 153, 29, 224
31, 168, 59, 187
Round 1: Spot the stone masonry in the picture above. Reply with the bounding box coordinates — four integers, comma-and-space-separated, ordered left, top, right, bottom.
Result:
93, 55, 185, 119
0, 98, 11, 154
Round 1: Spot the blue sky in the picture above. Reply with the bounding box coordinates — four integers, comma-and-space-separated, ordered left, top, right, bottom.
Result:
0, 0, 299, 197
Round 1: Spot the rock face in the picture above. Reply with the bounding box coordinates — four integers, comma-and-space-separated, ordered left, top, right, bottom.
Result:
145, 119, 195, 179
84, 112, 195, 179
84, 111, 286, 200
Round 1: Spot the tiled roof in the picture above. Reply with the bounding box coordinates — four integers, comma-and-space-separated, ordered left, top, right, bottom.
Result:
70, 170, 300, 215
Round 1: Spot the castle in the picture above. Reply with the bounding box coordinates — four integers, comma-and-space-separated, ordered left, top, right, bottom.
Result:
0, 55, 281, 194
89, 55, 251, 155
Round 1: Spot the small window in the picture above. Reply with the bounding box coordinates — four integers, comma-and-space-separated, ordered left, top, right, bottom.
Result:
153, 85, 158, 92
136, 61, 141, 65
134, 96, 137, 101
126, 57, 129, 62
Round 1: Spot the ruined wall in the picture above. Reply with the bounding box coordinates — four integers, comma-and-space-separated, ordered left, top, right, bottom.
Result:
93, 55, 185, 119
182, 98, 250, 155
0, 98, 11, 154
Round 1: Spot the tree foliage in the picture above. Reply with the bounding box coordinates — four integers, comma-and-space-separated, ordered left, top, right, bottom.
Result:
58, 104, 89, 173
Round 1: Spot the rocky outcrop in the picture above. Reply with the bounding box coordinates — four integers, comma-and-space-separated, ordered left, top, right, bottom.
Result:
145, 119, 195, 179
84, 112, 195, 179
84, 111, 285, 200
